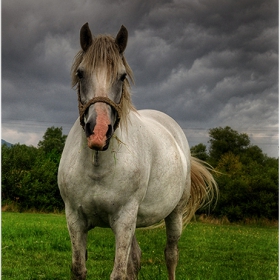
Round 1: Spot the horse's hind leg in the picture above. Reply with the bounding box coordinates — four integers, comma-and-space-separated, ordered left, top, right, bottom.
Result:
127, 235, 141, 279
164, 211, 183, 280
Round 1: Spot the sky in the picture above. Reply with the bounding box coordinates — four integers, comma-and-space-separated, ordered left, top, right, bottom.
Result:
2, 0, 279, 157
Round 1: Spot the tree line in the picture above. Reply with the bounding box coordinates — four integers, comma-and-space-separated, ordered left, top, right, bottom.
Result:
2, 127, 66, 212
191, 126, 278, 221
2, 126, 278, 221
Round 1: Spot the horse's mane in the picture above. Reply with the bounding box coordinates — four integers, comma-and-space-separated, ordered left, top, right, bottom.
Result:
71, 35, 136, 127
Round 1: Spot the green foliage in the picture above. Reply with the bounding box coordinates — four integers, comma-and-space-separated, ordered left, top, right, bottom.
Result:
38, 126, 67, 155
1, 127, 66, 212
208, 126, 250, 166
190, 143, 209, 161
214, 154, 278, 222
2, 144, 38, 203
195, 126, 278, 222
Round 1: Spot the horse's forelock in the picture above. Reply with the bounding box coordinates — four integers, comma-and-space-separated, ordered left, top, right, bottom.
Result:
71, 35, 136, 128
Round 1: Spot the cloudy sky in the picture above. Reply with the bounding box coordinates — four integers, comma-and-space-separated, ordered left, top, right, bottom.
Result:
2, 0, 278, 157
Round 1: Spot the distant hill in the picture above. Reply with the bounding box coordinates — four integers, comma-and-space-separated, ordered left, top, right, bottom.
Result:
1, 139, 13, 147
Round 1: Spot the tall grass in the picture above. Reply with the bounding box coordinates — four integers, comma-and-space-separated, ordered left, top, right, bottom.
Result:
2, 212, 278, 279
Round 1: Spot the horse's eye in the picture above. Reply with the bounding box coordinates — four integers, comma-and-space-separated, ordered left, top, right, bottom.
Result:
120, 73, 127, 82
76, 69, 84, 79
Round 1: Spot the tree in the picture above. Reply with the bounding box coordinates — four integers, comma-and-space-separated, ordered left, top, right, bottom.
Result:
2, 127, 67, 212
241, 145, 264, 165
216, 152, 242, 176
19, 154, 64, 211
196, 126, 279, 221
208, 126, 250, 165
1, 144, 38, 202
190, 143, 209, 161
38, 126, 67, 155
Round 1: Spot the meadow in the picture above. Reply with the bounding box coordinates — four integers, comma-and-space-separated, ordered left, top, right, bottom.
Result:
2, 212, 278, 279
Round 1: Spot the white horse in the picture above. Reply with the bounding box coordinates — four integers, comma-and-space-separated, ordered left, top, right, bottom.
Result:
58, 23, 217, 280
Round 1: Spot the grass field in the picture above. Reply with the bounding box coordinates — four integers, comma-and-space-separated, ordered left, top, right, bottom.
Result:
2, 212, 278, 279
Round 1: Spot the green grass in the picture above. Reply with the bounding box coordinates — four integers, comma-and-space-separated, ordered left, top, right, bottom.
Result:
2, 212, 278, 279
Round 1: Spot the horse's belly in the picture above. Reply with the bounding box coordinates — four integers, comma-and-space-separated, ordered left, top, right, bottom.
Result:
136, 187, 186, 227
136, 160, 189, 227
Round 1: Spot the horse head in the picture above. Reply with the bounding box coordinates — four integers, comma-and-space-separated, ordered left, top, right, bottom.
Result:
72, 23, 134, 151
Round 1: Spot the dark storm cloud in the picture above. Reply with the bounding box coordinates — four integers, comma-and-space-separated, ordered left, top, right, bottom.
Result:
2, 0, 278, 156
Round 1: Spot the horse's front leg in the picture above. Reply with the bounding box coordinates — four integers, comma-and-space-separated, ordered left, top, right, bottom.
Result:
66, 208, 88, 280
110, 204, 139, 280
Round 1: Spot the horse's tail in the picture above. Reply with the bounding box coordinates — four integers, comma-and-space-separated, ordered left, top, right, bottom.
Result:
182, 156, 218, 226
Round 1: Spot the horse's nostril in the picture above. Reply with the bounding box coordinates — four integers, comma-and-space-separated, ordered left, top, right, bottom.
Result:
85, 122, 94, 137
106, 125, 113, 138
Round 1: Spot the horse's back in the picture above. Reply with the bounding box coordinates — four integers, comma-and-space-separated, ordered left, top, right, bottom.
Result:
137, 109, 190, 155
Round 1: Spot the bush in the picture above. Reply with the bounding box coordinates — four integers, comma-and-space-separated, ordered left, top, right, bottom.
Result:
1, 127, 66, 212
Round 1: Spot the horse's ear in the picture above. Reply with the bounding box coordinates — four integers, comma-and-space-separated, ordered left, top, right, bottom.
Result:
80, 22, 93, 52
115, 25, 128, 54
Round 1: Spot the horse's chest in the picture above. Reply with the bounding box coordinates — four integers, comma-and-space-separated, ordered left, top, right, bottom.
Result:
62, 157, 144, 211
